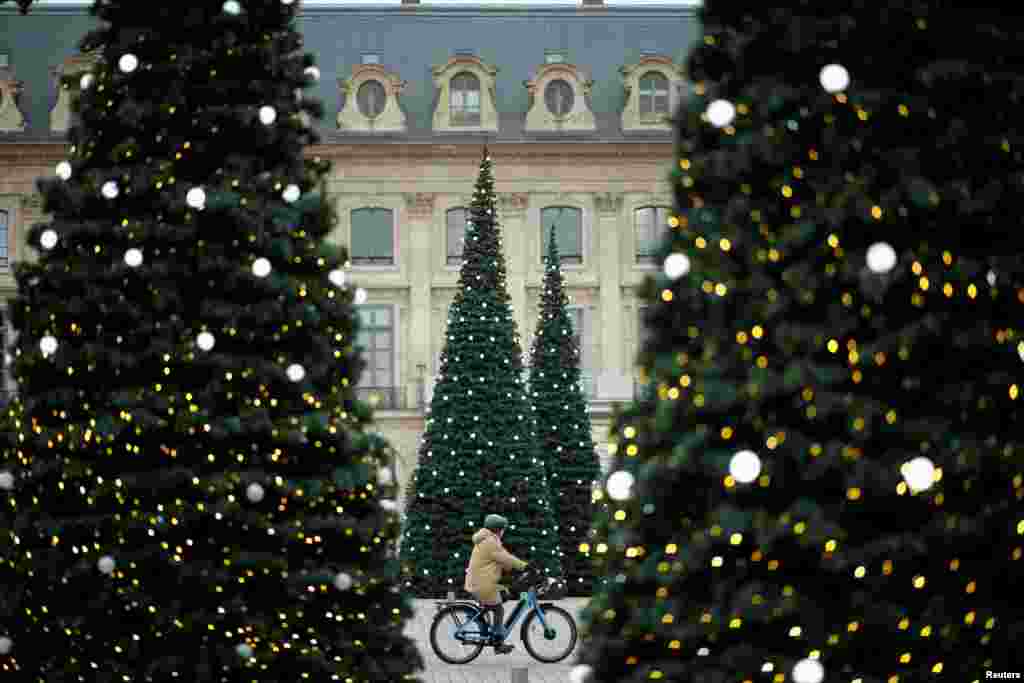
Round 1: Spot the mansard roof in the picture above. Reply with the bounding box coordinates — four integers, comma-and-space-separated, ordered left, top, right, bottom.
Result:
0, 3, 699, 143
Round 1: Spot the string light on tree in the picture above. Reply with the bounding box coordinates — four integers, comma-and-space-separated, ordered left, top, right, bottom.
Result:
706, 99, 736, 128
118, 53, 138, 74
606, 470, 635, 501
286, 363, 305, 382
101, 181, 120, 199
866, 241, 897, 274
304, 65, 320, 81
246, 483, 265, 503
334, 572, 353, 591
282, 184, 301, 203
40, 229, 59, 250
819, 63, 850, 93
222, 0, 241, 14
0, 636, 11, 655
0, 470, 14, 491
1018, 340, 1024, 363
97, 555, 116, 575
664, 252, 691, 280
186, 187, 206, 209
55, 161, 72, 180
252, 257, 271, 278
729, 449, 761, 483
569, 664, 593, 683
328, 268, 345, 288
124, 248, 143, 268
258, 106, 277, 125
235, 643, 253, 658
354, 287, 368, 305
80, 73, 95, 90
196, 332, 215, 352
792, 658, 825, 683
902, 456, 936, 493
39, 335, 58, 358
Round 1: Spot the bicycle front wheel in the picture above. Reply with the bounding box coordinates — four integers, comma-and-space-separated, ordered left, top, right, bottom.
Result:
521, 604, 578, 663
429, 604, 486, 664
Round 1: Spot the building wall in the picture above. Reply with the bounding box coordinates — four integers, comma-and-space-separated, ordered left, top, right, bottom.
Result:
0, 140, 669, 511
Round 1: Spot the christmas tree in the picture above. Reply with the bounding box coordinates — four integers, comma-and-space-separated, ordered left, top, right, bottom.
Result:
571, 2, 1023, 682
0, 1, 421, 680
401, 149, 562, 598
528, 226, 599, 597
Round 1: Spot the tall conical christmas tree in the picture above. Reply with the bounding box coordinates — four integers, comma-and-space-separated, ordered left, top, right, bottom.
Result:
401, 149, 562, 597
0, 1, 421, 680
528, 226, 599, 597
571, 2, 1024, 682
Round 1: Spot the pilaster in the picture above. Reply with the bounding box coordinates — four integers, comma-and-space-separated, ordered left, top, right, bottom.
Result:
594, 192, 625, 385
403, 192, 435, 409
498, 192, 530, 350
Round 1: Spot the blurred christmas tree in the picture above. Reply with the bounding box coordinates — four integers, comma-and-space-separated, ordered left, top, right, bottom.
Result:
0, 1, 421, 680
572, 2, 1024, 682
528, 226, 599, 597
400, 149, 562, 597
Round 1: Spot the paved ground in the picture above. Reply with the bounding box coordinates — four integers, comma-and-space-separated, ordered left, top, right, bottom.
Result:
403, 598, 591, 683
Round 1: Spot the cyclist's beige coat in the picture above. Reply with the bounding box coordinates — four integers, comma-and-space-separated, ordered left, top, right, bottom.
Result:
463, 528, 528, 604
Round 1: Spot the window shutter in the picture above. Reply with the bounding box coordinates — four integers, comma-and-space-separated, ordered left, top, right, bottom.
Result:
0, 209, 8, 268
351, 208, 394, 264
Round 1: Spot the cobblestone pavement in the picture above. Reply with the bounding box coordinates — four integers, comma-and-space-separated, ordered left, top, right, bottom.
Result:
403, 598, 591, 683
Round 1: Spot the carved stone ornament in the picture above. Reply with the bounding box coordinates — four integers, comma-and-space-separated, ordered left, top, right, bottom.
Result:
498, 193, 529, 214
403, 192, 436, 217
593, 192, 623, 215
50, 50, 101, 133
620, 54, 686, 132
20, 193, 44, 211
337, 63, 407, 133
0, 66, 27, 132
431, 54, 499, 133
524, 62, 596, 133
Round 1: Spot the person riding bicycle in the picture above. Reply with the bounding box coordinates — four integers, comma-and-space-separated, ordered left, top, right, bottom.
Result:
464, 513, 530, 654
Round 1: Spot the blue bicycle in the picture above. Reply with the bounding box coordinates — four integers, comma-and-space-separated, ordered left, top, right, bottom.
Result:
429, 571, 577, 664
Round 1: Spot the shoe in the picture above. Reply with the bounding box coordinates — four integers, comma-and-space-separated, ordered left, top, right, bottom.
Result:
494, 643, 515, 655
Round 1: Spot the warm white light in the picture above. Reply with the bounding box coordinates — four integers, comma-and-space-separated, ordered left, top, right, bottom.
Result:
334, 572, 353, 590
792, 658, 825, 683
819, 63, 850, 93
40, 229, 59, 250
0, 637, 11, 655
0, 471, 13, 490
902, 456, 936, 493
118, 53, 138, 74
282, 184, 301, 203
196, 332, 215, 352
246, 483, 265, 503
101, 181, 120, 199
866, 242, 897, 273
259, 105, 277, 125
729, 449, 761, 483
186, 187, 206, 209
569, 665, 594, 683
286, 363, 305, 382
354, 287, 368, 305
380, 499, 398, 511
987, 270, 996, 287
252, 257, 272, 278
56, 161, 72, 180
236, 643, 253, 658
606, 470, 635, 501
706, 99, 736, 128
328, 268, 346, 287
97, 555, 116, 575
223, 0, 241, 14
124, 248, 143, 268
1018, 340, 1024, 363
664, 252, 691, 280
305, 65, 320, 81
40, 335, 58, 357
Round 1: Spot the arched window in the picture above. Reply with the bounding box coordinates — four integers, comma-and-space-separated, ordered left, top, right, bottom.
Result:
634, 206, 670, 264
638, 72, 670, 117
541, 206, 582, 265
357, 80, 386, 119
0, 209, 8, 269
446, 207, 470, 265
544, 79, 575, 117
355, 305, 397, 408
350, 208, 395, 266
450, 72, 481, 126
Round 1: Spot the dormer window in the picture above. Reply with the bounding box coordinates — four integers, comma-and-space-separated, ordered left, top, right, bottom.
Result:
362, 53, 380, 65
0, 63, 27, 133
620, 54, 686, 132
357, 80, 386, 119
337, 61, 407, 133
449, 72, 481, 126
545, 50, 567, 65
544, 79, 575, 117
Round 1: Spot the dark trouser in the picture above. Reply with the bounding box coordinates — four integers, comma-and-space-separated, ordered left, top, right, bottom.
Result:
482, 602, 504, 639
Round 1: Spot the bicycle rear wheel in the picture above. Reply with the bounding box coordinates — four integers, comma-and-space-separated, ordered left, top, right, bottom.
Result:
521, 604, 577, 663
429, 604, 486, 664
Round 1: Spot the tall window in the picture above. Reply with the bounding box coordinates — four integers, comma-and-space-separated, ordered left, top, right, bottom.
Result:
638, 72, 670, 117
357, 80, 386, 119
541, 206, 582, 265
450, 72, 481, 126
356, 305, 397, 408
0, 209, 8, 269
446, 207, 469, 265
635, 206, 670, 264
545, 79, 574, 117
0, 303, 15, 401
350, 208, 394, 266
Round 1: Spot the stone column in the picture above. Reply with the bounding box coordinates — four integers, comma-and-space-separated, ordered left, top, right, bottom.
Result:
403, 192, 435, 410
499, 192, 530, 352
594, 192, 625, 395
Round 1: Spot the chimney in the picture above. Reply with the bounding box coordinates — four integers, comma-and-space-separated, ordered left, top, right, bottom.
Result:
401, 0, 420, 5
581, 0, 605, 7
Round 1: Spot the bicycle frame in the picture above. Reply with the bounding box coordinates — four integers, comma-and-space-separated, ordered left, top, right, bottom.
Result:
437, 585, 554, 645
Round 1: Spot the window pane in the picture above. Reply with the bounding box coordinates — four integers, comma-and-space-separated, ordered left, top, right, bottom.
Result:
374, 307, 392, 327
357, 80, 386, 118
545, 80, 574, 116
639, 94, 652, 115
447, 208, 468, 262
654, 94, 669, 114
465, 91, 480, 109
351, 208, 394, 264
541, 207, 582, 262
0, 210, 7, 265
374, 331, 391, 350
